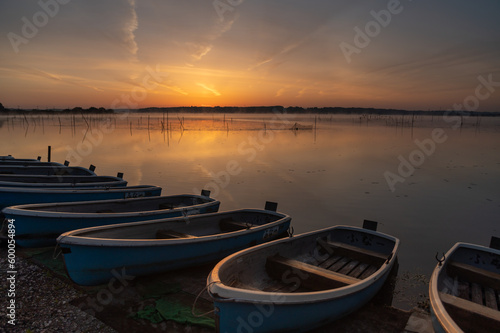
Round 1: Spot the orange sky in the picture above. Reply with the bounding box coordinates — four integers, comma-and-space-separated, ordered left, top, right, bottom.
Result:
1, 1, 500, 111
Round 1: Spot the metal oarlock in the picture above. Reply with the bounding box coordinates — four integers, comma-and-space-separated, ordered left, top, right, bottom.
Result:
435, 252, 446, 266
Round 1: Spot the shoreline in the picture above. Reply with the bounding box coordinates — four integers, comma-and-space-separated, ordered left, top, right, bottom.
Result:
0, 106, 499, 117
0, 245, 432, 333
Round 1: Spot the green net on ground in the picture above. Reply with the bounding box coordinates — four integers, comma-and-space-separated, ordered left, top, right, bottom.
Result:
131, 297, 215, 329
132, 304, 164, 324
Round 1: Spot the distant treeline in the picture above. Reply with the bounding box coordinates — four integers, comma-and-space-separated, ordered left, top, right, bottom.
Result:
0, 106, 114, 114
1, 104, 499, 116
138, 106, 500, 116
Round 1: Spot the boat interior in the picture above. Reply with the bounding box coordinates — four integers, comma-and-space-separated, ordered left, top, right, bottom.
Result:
0, 166, 91, 176
438, 247, 500, 331
66, 211, 283, 240
24, 196, 211, 213
0, 175, 116, 183
219, 228, 395, 293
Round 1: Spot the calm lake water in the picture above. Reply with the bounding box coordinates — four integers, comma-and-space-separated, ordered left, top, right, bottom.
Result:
1, 112, 499, 309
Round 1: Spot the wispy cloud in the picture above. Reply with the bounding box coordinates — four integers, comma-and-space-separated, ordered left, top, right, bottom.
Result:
158, 82, 189, 96
248, 34, 312, 72
12, 66, 104, 92
185, 16, 237, 62
197, 83, 221, 96
275, 87, 286, 97
186, 42, 213, 61
125, 0, 139, 56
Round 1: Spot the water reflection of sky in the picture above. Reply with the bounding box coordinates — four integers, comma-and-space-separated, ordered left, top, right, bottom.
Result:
1, 113, 499, 308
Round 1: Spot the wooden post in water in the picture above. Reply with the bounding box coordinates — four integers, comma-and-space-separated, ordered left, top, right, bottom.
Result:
47, 146, 51, 162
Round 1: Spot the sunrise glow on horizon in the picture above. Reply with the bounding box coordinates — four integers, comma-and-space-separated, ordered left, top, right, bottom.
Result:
1, 1, 500, 111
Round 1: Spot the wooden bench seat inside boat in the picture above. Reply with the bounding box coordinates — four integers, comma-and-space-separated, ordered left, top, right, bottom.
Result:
155, 229, 195, 239
446, 260, 500, 291
219, 218, 252, 232
317, 239, 389, 266
439, 292, 500, 327
266, 254, 361, 291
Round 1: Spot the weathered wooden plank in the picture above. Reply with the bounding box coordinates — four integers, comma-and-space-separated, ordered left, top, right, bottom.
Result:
262, 281, 308, 293
318, 255, 341, 269
338, 260, 360, 276
262, 283, 287, 292
349, 262, 369, 278
329, 257, 351, 272
440, 292, 500, 323
319, 240, 388, 266
359, 265, 378, 279
266, 255, 360, 291
484, 287, 498, 310
497, 289, 500, 309
458, 280, 470, 300
447, 260, 500, 290
471, 283, 483, 305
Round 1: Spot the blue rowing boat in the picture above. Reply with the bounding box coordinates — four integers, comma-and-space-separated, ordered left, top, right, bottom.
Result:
429, 240, 500, 333
0, 165, 95, 176
207, 223, 399, 333
57, 204, 291, 286
0, 161, 62, 166
0, 185, 161, 210
0, 174, 127, 188
4, 191, 220, 247
0, 156, 39, 161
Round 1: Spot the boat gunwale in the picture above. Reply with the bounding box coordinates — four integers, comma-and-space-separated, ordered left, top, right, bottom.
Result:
429, 242, 500, 333
0, 185, 161, 194
0, 178, 128, 188
207, 225, 400, 304
56, 209, 291, 247
2, 194, 218, 218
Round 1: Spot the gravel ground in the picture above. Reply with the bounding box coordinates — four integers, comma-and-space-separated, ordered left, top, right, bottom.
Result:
0, 245, 420, 333
0, 247, 116, 333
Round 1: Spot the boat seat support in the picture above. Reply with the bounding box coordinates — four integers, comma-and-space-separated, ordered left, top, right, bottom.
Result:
439, 292, 500, 325
447, 261, 500, 290
318, 239, 388, 267
266, 255, 360, 291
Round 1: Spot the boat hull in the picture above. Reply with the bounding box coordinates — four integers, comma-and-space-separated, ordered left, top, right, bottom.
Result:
429, 242, 500, 333
0, 185, 161, 210
5, 195, 220, 247
208, 226, 399, 333
57, 210, 291, 286
213, 268, 391, 333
